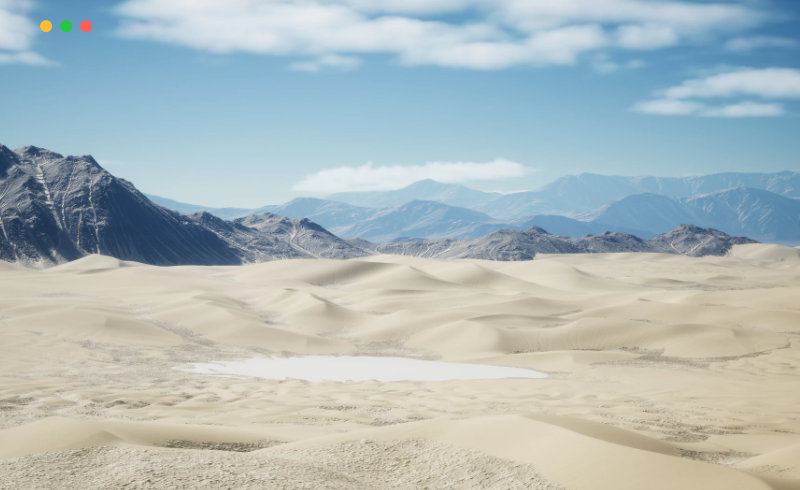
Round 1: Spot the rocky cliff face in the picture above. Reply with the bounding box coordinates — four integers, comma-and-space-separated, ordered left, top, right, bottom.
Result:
0, 146, 84, 266
0, 146, 247, 266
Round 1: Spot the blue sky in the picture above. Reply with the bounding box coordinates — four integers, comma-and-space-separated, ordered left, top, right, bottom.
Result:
1, 0, 799, 207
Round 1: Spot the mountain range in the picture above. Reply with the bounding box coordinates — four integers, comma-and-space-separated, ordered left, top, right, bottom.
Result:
355, 224, 756, 261
0, 145, 364, 267
581, 188, 800, 243
1, 144, 761, 267
471, 172, 800, 218
145, 194, 657, 242
316, 173, 800, 218
326, 179, 502, 209
148, 172, 800, 245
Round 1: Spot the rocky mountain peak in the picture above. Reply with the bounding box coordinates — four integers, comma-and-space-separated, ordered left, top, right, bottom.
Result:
664, 224, 722, 236
14, 145, 64, 162
524, 226, 550, 235
0, 145, 21, 176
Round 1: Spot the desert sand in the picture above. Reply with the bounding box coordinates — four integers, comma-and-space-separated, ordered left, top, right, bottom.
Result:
1, 244, 800, 489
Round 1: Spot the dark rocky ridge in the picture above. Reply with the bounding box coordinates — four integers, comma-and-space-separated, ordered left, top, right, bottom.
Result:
188, 211, 369, 261
355, 224, 757, 260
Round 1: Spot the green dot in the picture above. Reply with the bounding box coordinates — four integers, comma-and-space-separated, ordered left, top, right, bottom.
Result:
60, 20, 72, 32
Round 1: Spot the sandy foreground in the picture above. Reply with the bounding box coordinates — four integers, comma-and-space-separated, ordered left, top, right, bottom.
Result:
1, 244, 800, 489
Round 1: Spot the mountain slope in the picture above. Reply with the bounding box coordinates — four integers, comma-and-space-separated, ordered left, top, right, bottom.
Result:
234, 213, 369, 259
0, 146, 83, 265
1, 145, 242, 267
338, 200, 500, 241
327, 200, 656, 242
144, 193, 216, 215
150, 170, 800, 231
683, 188, 800, 242
650, 224, 757, 257
189, 212, 368, 260
475, 174, 646, 218
508, 214, 657, 240
1, 145, 368, 267
263, 198, 377, 235
327, 179, 500, 209
474, 171, 800, 219
580, 193, 701, 234
583, 188, 800, 243
157, 197, 653, 242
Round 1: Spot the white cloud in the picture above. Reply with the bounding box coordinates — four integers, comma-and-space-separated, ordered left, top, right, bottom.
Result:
591, 54, 645, 74
700, 101, 784, 118
288, 54, 361, 72
632, 98, 704, 115
591, 54, 620, 74
293, 159, 531, 193
0, 0, 33, 52
0, 0, 54, 66
632, 99, 783, 118
111, 0, 772, 71
616, 23, 678, 50
498, 0, 764, 33
331, 0, 479, 15
633, 67, 800, 118
725, 36, 800, 53
400, 25, 607, 70
0, 50, 53, 66
661, 68, 800, 99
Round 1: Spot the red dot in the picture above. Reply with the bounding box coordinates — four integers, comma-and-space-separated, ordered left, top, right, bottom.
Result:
80, 20, 92, 32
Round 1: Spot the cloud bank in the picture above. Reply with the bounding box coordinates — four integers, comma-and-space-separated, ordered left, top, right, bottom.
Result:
0, 0, 53, 66
112, 0, 769, 71
288, 54, 362, 72
725, 36, 799, 53
293, 159, 531, 194
632, 68, 800, 118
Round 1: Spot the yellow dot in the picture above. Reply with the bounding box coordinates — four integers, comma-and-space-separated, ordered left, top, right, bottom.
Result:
40, 20, 52, 32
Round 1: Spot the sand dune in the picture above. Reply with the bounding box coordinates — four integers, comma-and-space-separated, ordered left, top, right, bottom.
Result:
0, 417, 283, 460
729, 244, 800, 264
1, 246, 799, 489
737, 443, 800, 479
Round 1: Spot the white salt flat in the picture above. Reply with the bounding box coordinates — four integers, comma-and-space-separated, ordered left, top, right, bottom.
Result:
176, 356, 547, 382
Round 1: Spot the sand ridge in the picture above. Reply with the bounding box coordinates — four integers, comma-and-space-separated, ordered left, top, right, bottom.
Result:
1, 244, 799, 489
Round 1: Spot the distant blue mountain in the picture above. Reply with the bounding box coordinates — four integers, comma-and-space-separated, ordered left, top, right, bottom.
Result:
582, 187, 800, 243
147, 171, 800, 245
473, 171, 800, 219
327, 179, 501, 209
144, 193, 216, 215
